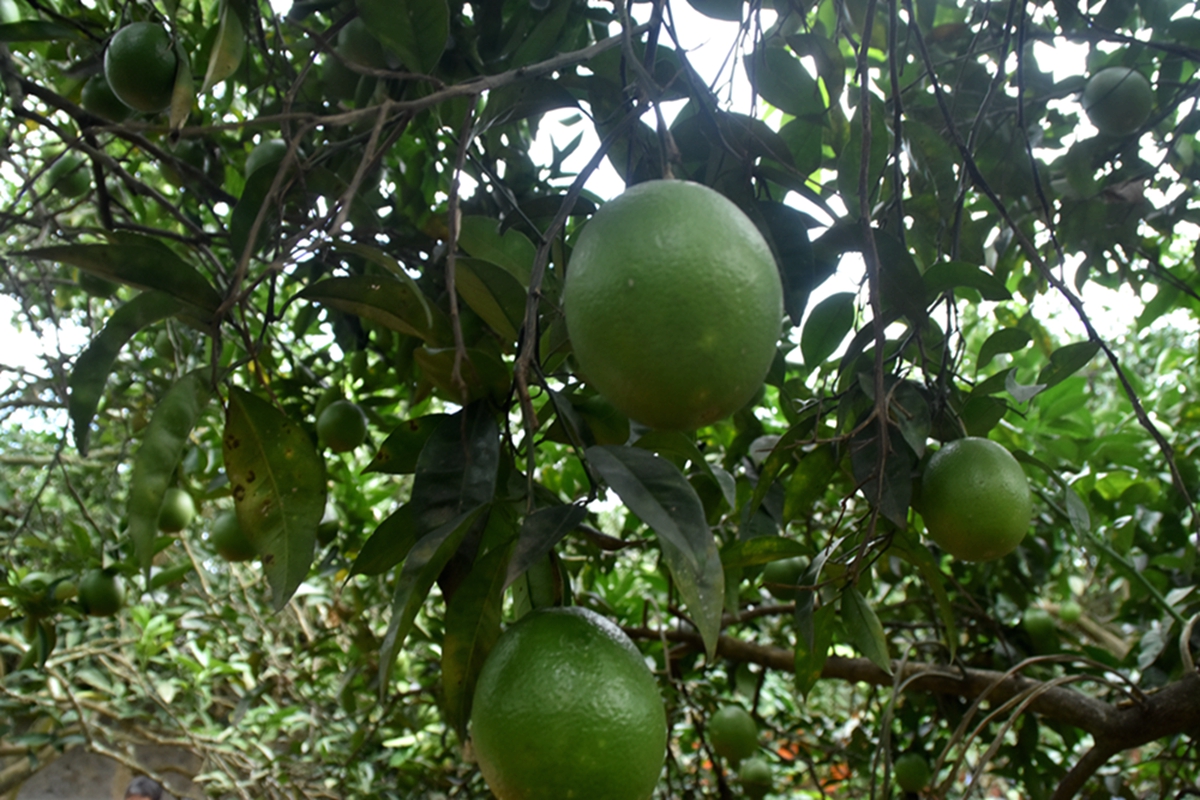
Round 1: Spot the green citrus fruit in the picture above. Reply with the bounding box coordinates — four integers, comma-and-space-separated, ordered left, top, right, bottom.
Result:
470, 606, 667, 800
894, 752, 931, 792
158, 487, 196, 533
103, 22, 178, 114
245, 138, 289, 178
317, 399, 368, 453
709, 705, 759, 764
18, 572, 57, 618
338, 17, 386, 69
1059, 599, 1082, 624
919, 437, 1032, 562
739, 756, 773, 799
211, 511, 256, 562
80, 73, 133, 122
45, 153, 90, 198
1082, 67, 1153, 138
563, 180, 783, 431
79, 569, 125, 617
762, 556, 808, 600
1023, 607, 1059, 654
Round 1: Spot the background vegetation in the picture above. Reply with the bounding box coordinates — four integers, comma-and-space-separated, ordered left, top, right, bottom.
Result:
0, 0, 1198, 797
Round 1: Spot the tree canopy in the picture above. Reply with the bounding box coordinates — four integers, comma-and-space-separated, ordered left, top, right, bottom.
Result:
1, 0, 1198, 798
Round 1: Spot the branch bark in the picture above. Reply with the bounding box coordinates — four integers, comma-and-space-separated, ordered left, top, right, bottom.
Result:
623, 626, 1200, 773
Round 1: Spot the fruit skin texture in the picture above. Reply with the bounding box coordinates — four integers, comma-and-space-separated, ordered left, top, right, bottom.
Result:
158, 487, 196, 533
708, 705, 759, 764
738, 757, 773, 800
104, 22, 178, 113
79, 569, 125, 617
894, 752, 931, 792
211, 511, 257, 562
470, 606, 667, 800
317, 400, 368, 452
919, 437, 1032, 562
1082, 67, 1153, 137
563, 180, 783, 431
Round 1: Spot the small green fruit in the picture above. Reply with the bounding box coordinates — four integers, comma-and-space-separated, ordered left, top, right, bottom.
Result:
739, 757, 773, 800
708, 705, 758, 764
761, 556, 808, 600
210, 511, 257, 562
894, 752, 931, 792
158, 487, 196, 533
1059, 600, 1082, 624
317, 400, 368, 453
79, 569, 125, 617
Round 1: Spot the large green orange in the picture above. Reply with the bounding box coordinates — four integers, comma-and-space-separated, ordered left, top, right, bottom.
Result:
470, 606, 667, 800
45, 153, 91, 198
103, 22, 178, 113
80, 73, 133, 122
919, 437, 1032, 562
563, 180, 783, 431
708, 705, 759, 764
1082, 67, 1153, 138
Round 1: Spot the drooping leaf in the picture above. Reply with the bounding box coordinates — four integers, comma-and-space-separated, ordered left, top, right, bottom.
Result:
504, 503, 588, 589
413, 346, 511, 404
24, 244, 221, 315
745, 45, 824, 118
300, 276, 449, 345
358, 0, 449, 73
977, 328, 1033, 372
756, 201, 822, 325
127, 371, 213, 579
68, 292, 184, 454
849, 425, 916, 528
442, 542, 510, 737
223, 388, 326, 610
801, 292, 856, 367
379, 506, 488, 695
782, 445, 837, 522
794, 602, 836, 697
685, 0, 742, 21
0, 21, 80, 40
364, 414, 449, 474
200, 0, 246, 94
923, 260, 1013, 302
410, 404, 501, 536
456, 217, 537, 284
841, 586, 891, 674
454, 258, 527, 344
1038, 340, 1101, 388
349, 503, 418, 576
586, 445, 724, 659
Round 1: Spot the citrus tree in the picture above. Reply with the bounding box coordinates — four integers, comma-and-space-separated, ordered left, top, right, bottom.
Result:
1, 0, 1199, 798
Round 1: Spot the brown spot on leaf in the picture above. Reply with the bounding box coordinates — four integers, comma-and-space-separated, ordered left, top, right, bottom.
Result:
233, 485, 246, 501
246, 470, 256, 483
225, 435, 240, 449
262, 553, 275, 566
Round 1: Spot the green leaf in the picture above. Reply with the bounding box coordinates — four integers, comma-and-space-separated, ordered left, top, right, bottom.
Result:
300, 275, 449, 345
977, 328, 1032, 372
801, 292, 855, 367
454, 258, 527, 344
849, 426, 915, 528
441, 541, 510, 737
890, 529, 958, 659
223, 388, 327, 610
364, 414, 449, 474
756, 201, 820, 325
923, 260, 1012, 302
504, 503, 588, 589
68, 292, 184, 455
379, 506, 487, 695
782, 445, 836, 522
794, 602, 835, 697
685, 0, 742, 21
1037, 340, 1101, 388
24, 243, 221, 315
349, 503, 418, 577
127, 371, 213, 580
586, 445, 724, 659
410, 404, 500, 536
720, 536, 808, 569
457, 217, 537, 285
745, 45, 824, 118
334, 242, 434, 312
412, 346, 511, 405
358, 0, 448, 73
841, 586, 891, 674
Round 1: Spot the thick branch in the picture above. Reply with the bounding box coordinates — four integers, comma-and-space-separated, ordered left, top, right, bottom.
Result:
623, 627, 1200, 751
